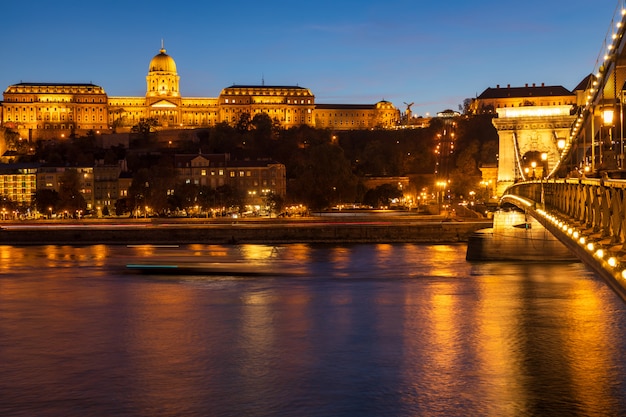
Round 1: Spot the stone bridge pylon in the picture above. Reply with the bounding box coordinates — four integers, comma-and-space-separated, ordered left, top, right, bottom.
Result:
493, 105, 576, 196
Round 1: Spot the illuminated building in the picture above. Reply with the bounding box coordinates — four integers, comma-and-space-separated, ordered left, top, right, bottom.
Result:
1, 83, 108, 140
0, 163, 38, 207
174, 153, 286, 203
37, 166, 95, 211
219, 85, 315, 128
1, 45, 400, 140
94, 164, 125, 214
469, 83, 576, 115
315, 102, 399, 130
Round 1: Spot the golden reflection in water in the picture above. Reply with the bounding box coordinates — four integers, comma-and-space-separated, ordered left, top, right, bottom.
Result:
472, 264, 621, 415
329, 246, 353, 277
428, 281, 465, 407
398, 248, 470, 412
89, 245, 109, 266
429, 245, 464, 277
124, 284, 203, 414
0, 245, 24, 272
240, 290, 278, 392
238, 244, 279, 260
0, 245, 111, 271
280, 243, 312, 264
40, 245, 110, 269
476, 274, 527, 415
564, 279, 617, 412
372, 243, 394, 263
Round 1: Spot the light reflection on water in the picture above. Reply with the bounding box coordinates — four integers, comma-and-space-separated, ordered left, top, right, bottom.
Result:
0, 243, 625, 416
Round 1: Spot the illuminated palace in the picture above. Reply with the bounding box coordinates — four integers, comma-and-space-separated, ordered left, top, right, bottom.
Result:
0, 45, 400, 140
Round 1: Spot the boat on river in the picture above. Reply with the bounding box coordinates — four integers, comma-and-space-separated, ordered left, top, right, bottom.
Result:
125, 245, 304, 276
126, 260, 301, 276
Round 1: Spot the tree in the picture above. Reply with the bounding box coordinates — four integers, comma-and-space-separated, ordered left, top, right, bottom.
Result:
57, 169, 87, 215
215, 184, 245, 212
3, 128, 20, 151
460, 98, 473, 115
236, 112, 251, 133
173, 181, 199, 214
130, 118, 159, 147
131, 117, 158, 135
291, 142, 358, 210
128, 168, 151, 216
264, 192, 284, 217
362, 183, 403, 208
115, 198, 131, 216
0, 195, 18, 215
34, 189, 60, 215
449, 141, 482, 199
250, 112, 275, 155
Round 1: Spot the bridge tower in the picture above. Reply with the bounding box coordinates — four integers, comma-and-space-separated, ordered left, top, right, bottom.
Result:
493, 105, 576, 195
471, 83, 578, 196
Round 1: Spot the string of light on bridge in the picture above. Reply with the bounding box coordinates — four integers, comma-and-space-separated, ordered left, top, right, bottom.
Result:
505, 194, 626, 281
556, 2, 626, 178
535, 207, 626, 279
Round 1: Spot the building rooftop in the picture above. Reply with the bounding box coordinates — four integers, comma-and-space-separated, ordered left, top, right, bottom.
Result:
315, 103, 377, 110
477, 84, 573, 99
9, 82, 102, 87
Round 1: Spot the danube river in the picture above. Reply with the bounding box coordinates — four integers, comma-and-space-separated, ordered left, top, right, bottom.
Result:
1, 243, 625, 416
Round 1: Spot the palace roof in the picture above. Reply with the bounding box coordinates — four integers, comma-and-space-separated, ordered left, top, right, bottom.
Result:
477, 84, 573, 99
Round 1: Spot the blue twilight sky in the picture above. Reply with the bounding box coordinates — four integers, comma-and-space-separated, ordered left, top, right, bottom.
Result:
0, 0, 620, 117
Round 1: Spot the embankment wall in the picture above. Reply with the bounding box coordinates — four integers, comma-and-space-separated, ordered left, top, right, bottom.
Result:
0, 222, 491, 246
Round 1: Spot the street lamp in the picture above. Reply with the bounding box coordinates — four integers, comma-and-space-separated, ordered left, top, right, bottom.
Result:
480, 180, 491, 202
603, 107, 615, 169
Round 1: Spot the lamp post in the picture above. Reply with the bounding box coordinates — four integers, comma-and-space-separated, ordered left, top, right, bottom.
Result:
480, 180, 491, 202
541, 153, 547, 178
601, 107, 615, 170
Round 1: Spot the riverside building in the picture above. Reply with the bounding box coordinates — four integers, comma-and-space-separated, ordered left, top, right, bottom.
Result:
1, 45, 400, 141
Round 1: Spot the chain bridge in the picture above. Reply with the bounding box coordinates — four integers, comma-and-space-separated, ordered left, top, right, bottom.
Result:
496, 1, 626, 301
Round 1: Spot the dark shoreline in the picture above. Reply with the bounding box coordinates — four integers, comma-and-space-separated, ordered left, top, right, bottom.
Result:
0, 217, 492, 246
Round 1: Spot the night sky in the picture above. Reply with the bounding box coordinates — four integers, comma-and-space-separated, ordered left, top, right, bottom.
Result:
0, 0, 619, 116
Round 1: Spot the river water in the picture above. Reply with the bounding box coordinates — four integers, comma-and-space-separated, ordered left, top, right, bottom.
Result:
1, 243, 625, 417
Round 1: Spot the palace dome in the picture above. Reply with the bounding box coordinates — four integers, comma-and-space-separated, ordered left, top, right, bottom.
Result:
148, 47, 177, 73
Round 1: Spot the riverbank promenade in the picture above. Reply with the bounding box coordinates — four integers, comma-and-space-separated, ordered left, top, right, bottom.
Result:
0, 212, 492, 245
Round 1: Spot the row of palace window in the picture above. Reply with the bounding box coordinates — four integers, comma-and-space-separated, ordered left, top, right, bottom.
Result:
317, 112, 373, 117
184, 169, 278, 178
320, 119, 369, 126
7, 115, 104, 122
222, 107, 311, 114
494, 101, 574, 108
226, 89, 311, 96
4, 97, 106, 103
41, 124, 105, 130
221, 115, 310, 124
5, 107, 104, 113
223, 98, 313, 105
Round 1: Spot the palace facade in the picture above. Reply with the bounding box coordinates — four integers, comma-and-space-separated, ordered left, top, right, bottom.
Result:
1, 46, 400, 140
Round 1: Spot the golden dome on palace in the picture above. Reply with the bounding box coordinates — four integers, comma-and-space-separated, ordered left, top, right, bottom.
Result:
149, 47, 177, 73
